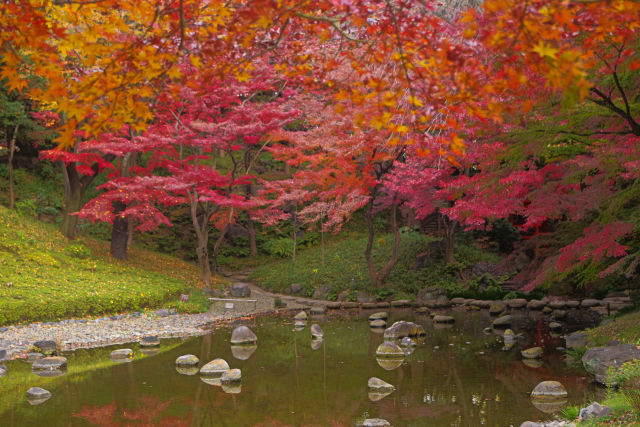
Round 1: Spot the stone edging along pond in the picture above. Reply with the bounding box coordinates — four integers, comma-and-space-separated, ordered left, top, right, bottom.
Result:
0, 288, 631, 362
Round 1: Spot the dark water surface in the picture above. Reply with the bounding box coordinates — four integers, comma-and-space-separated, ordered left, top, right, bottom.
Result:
0, 310, 602, 426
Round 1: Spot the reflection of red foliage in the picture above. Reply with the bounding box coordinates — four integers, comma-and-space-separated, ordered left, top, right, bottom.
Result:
73, 396, 190, 426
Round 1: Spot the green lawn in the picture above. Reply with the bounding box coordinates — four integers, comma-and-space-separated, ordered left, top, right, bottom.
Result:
0, 205, 220, 325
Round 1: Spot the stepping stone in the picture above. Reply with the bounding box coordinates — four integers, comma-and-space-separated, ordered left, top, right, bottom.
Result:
200, 359, 230, 376
368, 377, 395, 391
32, 356, 67, 371
341, 302, 359, 309
26, 387, 51, 405
530, 380, 567, 399
230, 326, 257, 345
140, 336, 160, 347
521, 347, 543, 359
326, 301, 341, 309
27, 352, 43, 362
376, 341, 404, 358
492, 315, 512, 327
391, 299, 411, 307
110, 349, 133, 360
489, 302, 506, 315
362, 419, 390, 427
362, 302, 377, 309
527, 300, 545, 310
221, 368, 241, 383
294, 311, 308, 321
369, 319, 386, 328
311, 324, 324, 338
175, 354, 199, 366
368, 312, 388, 321
506, 298, 527, 309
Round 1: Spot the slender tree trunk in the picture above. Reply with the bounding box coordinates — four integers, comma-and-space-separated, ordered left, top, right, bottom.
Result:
365, 197, 401, 288
210, 223, 229, 274
320, 212, 325, 269
189, 194, 212, 287
292, 208, 297, 263
440, 215, 457, 264
110, 201, 129, 260
60, 164, 85, 240
247, 216, 258, 256
8, 124, 18, 210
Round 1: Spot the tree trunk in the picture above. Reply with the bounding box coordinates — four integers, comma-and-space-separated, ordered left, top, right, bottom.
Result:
247, 216, 258, 256
210, 223, 229, 274
440, 215, 457, 264
110, 201, 129, 260
60, 164, 85, 240
8, 124, 18, 210
365, 197, 401, 288
320, 212, 325, 268
291, 209, 297, 263
188, 193, 212, 287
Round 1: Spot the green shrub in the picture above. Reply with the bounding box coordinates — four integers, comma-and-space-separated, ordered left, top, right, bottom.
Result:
65, 243, 91, 259
263, 237, 295, 258
15, 199, 37, 217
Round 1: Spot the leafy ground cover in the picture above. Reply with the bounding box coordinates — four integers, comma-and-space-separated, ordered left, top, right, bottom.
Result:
0, 205, 218, 325
249, 230, 504, 301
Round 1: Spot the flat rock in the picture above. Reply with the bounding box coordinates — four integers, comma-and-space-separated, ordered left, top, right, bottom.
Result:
326, 301, 341, 309
506, 298, 527, 308
230, 326, 257, 345
362, 419, 391, 427
369, 312, 388, 321
489, 302, 506, 315
310, 305, 327, 315
581, 299, 600, 308
552, 309, 567, 320
32, 356, 67, 371
368, 377, 395, 391
110, 349, 133, 360
565, 331, 590, 349
294, 311, 308, 321
376, 302, 390, 308
530, 380, 568, 399
527, 300, 546, 310
311, 324, 324, 338
376, 341, 404, 358
549, 322, 563, 331
140, 336, 160, 347
230, 282, 251, 297
175, 354, 199, 366
492, 315, 512, 327
362, 302, 377, 309
370, 319, 386, 328
433, 315, 455, 324
221, 368, 241, 383
521, 347, 543, 359
27, 352, 43, 362
26, 387, 51, 405
200, 358, 230, 376
548, 301, 566, 309
391, 299, 411, 307
341, 302, 359, 309
451, 297, 465, 305
414, 306, 429, 314
565, 300, 580, 308
582, 344, 640, 384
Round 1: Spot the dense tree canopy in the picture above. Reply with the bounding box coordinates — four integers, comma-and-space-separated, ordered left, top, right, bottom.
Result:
1, 0, 640, 292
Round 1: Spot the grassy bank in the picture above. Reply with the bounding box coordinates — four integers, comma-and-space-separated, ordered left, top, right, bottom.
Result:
0, 205, 218, 325
249, 230, 504, 300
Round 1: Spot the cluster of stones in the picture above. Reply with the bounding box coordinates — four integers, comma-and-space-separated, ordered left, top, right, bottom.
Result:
174, 324, 257, 394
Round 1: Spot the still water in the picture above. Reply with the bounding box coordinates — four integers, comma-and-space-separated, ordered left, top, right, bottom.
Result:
0, 310, 601, 426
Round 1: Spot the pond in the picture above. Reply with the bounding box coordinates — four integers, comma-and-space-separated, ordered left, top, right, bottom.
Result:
0, 310, 601, 426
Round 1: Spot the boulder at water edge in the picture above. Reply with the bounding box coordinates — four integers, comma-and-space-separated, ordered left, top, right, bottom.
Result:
32, 340, 58, 356
376, 341, 404, 358
565, 331, 590, 349
200, 358, 230, 376
221, 368, 242, 383
311, 324, 324, 338
489, 302, 506, 315
175, 354, 199, 366
579, 401, 612, 421
230, 326, 257, 345
368, 377, 395, 391
369, 319, 387, 329
310, 305, 327, 315
26, 387, 51, 405
294, 311, 308, 321
506, 298, 527, 309
582, 344, 640, 384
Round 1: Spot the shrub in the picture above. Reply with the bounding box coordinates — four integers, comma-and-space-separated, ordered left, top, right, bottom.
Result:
263, 237, 295, 258
65, 243, 91, 259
